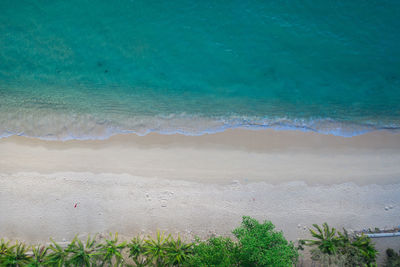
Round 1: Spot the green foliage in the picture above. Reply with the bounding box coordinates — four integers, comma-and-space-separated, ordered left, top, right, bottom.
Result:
0, 218, 382, 267
164, 235, 193, 266
350, 234, 378, 266
128, 232, 194, 266
64, 235, 98, 267
27, 245, 48, 267
127, 237, 149, 266
385, 248, 400, 267
337, 232, 366, 266
143, 231, 171, 266
0, 241, 31, 267
46, 238, 69, 267
186, 236, 239, 266
96, 233, 127, 266
233, 216, 298, 266
304, 223, 340, 255
0, 239, 10, 258
303, 224, 378, 267
308, 248, 349, 266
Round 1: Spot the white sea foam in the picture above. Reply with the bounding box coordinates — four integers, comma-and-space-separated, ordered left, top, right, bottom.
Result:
0, 111, 398, 141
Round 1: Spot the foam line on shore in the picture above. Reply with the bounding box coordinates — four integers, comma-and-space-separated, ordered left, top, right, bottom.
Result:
1, 114, 400, 141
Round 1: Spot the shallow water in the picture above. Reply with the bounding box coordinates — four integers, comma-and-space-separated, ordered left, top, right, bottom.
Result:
0, 0, 399, 139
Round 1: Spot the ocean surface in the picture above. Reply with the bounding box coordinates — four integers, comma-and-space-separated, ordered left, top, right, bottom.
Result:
0, 0, 399, 140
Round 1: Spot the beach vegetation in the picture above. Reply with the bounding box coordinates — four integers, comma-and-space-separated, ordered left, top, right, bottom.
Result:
0, 239, 11, 257
385, 248, 400, 267
142, 231, 171, 266
186, 236, 239, 266
164, 235, 193, 266
45, 238, 69, 266
128, 232, 193, 266
301, 223, 378, 266
303, 223, 340, 255
127, 237, 149, 266
0, 241, 31, 267
0, 218, 382, 267
350, 233, 378, 266
233, 216, 298, 266
96, 233, 127, 266
27, 245, 47, 267
64, 235, 98, 267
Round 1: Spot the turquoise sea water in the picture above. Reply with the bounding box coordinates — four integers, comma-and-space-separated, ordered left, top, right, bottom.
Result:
0, 0, 399, 139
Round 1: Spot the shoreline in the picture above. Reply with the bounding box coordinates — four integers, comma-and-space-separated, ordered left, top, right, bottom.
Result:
2, 116, 400, 141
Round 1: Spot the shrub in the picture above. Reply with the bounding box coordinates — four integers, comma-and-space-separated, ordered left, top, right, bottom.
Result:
186, 236, 239, 266
385, 248, 400, 267
233, 216, 298, 266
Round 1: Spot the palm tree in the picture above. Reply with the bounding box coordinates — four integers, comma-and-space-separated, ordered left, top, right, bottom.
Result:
46, 238, 70, 267
0, 239, 11, 257
96, 233, 127, 266
0, 241, 31, 267
27, 245, 48, 267
65, 235, 98, 267
143, 231, 170, 266
164, 235, 193, 266
304, 223, 340, 255
127, 237, 149, 267
351, 234, 378, 266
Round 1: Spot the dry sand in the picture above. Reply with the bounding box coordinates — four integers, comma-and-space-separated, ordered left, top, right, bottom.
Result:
1, 129, 400, 263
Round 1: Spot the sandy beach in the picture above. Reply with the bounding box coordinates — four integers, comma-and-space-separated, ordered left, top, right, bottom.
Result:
1, 129, 400, 263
